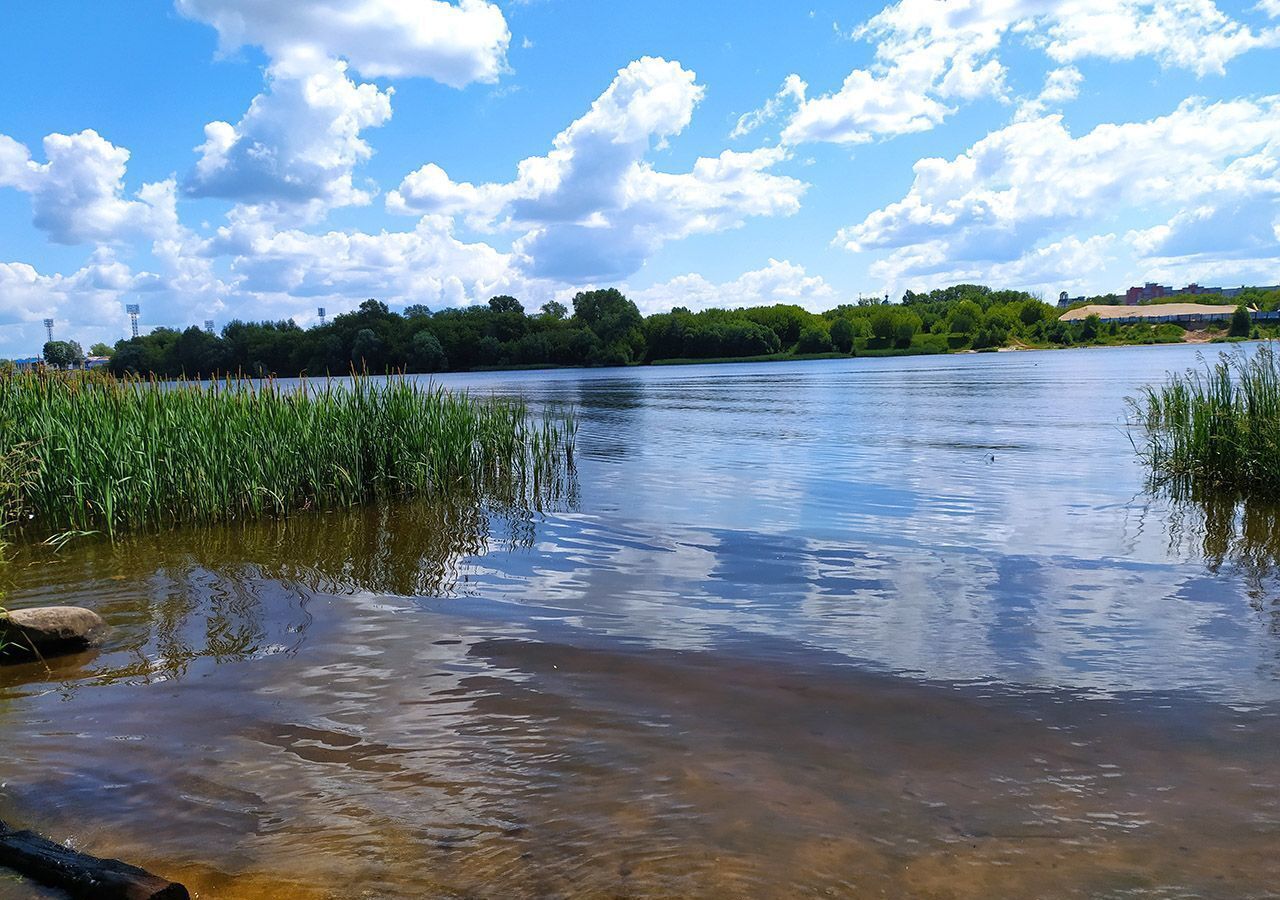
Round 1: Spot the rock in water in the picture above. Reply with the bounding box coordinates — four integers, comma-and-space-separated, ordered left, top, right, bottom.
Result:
0, 607, 107, 662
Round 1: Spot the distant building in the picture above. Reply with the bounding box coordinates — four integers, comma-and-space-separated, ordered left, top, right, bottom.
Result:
1120, 282, 1280, 303
1057, 291, 1086, 308
1179, 283, 1224, 296
85, 356, 111, 370
1125, 283, 1170, 305
1059, 303, 1277, 325
1222, 285, 1280, 298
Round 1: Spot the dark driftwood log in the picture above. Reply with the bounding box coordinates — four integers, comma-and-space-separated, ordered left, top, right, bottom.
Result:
0, 821, 189, 900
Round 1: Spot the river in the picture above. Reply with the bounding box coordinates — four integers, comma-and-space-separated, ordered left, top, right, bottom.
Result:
2, 344, 1278, 898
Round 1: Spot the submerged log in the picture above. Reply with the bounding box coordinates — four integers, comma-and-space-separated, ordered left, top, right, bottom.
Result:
0, 821, 188, 900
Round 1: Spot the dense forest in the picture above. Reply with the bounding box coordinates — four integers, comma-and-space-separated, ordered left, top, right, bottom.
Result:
55, 284, 1280, 378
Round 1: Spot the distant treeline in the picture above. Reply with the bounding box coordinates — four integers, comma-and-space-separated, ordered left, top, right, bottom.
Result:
97, 284, 1280, 378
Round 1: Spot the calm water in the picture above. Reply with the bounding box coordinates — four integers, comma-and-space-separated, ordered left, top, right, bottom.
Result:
3, 345, 1280, 898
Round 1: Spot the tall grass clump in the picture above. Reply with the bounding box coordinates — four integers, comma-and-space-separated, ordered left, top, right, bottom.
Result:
1130, 344, 1280, 496
0, 370, 575, 541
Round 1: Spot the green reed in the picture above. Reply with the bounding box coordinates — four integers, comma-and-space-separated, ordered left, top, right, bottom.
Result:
0, 370, 575, 541
1130, 344, 1280, 497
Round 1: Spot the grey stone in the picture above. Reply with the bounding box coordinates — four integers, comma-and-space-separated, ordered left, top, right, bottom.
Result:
0, 607, 107, 662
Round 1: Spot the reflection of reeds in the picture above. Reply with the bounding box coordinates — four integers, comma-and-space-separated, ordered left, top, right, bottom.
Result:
1130, 344, 1280, 496
1160, 489, 1280, 621
0, 371, 576, 541
6, 486, 577, 686
175, 491, 558, 598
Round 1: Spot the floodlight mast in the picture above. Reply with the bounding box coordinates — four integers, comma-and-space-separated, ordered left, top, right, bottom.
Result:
318, 307, 327, 326
43, 318, 54, 344
126, 304, 140, 339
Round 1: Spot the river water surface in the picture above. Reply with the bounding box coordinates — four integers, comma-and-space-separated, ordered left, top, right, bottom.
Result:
3, 345, 1280, 898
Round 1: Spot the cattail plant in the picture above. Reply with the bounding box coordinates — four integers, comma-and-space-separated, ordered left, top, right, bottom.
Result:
1131, 344, 1280, 497
0, 370, 575, 541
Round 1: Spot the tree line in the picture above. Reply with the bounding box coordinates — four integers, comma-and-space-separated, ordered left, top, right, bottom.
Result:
26, 284, 1280, 378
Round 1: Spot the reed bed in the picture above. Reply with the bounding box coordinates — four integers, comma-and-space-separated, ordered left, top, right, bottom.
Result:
0, 371, 575, 541
1130, 343, 1280, 496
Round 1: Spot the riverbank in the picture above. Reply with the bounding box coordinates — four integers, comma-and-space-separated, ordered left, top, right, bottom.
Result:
617, 330, 1257, 370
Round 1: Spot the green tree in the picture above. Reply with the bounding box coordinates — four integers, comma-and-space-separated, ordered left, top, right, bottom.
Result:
796, 325, 833, 354
404, 304, 432, 319
1018, 300, 1048, 328
1080, 314, 1101, 342
488, 295, 524, 315
1230, 305, 1252, 337
88, 342, 114, 357
42, 340, 85, 369
829, 317, 855, 353
947, 300, 983, 335
540, 300, 568, 321
572, 288, 644, 363
410, 331, 448, 372
174, 326, 228, 375
351, 328, 385, 369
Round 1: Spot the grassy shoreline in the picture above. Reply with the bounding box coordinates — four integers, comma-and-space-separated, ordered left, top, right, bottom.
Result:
629, 333, 1263, 371
0, 371, 576, 543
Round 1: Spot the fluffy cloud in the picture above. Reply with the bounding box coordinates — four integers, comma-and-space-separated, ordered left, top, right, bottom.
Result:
1014, 66, 1082, 121
0, 252, 145, 354
203, 209, 529, 317
629, 259, 839, 314
870, 234, 1118, 295
842, 95, 1280, 284
390, 57, 807, 282
0, 130, 177, 245
174, 0, 510, 86
186, 53, 393, 216
756, 0, 1279, 146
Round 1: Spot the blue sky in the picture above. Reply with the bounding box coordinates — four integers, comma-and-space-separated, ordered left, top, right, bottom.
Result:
1, 0, 1278, 357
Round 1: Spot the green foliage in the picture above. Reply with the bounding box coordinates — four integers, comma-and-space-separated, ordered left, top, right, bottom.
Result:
796, 324, 833, 354
947, 300, 983, 335
0, 370, 576, 541
43, 340, 85, 369
1230, 305, 1252, 338
488, 295, 524, 315
89, 282, 1264, 377
1131, 345, 1280, 497
410, 331, 448, 372
351, 328, 385, 369
88, 342, 114, 358
829, 317, 855, 353
572, 288, 645, 363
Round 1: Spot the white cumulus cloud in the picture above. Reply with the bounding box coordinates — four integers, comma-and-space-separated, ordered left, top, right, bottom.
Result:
174, 0, 511, 86
390, 57, 808, 282
629, 259, 839, 315
0, 130, 177, 245
186, 52, 393, 217
765, 0, 1279, 146
842, 96, 1280, 286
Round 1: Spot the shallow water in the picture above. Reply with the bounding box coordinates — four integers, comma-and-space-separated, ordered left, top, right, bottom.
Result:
3, 345, 1280, 898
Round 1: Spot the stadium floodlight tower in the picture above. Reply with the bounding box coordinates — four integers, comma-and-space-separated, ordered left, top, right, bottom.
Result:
126, 304, 141, 339
204, 320, 215, 335
318, 307, 327, 326
43, 318, 54, 344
